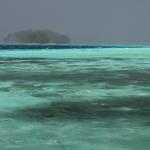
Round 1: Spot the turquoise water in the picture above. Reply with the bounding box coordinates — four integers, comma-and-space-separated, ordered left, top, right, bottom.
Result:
0, 47, 150, 150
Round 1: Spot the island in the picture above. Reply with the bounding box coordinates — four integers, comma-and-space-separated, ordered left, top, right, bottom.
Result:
3, 29, 70, 44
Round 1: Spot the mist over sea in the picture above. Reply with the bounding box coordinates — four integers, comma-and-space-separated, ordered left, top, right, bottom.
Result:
0, 45, 150, 150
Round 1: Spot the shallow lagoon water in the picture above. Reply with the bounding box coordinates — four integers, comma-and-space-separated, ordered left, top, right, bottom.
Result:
0, 47, 150, 150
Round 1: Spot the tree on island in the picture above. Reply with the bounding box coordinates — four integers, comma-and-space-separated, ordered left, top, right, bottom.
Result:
3, 29, 70, 44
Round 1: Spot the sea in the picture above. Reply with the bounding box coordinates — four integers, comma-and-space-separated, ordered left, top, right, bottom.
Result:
0, 44, 150, 150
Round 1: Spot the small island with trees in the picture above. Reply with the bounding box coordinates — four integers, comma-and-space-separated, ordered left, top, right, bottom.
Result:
3, 29, 71, 44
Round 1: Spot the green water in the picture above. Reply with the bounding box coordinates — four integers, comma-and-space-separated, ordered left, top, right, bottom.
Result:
0, 48, 150, 150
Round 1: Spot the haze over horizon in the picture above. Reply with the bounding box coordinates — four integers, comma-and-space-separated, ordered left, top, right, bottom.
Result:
0, 0, 150, 44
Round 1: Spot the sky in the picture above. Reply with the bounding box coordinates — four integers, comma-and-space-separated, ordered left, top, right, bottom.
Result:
0, 0, 150, 44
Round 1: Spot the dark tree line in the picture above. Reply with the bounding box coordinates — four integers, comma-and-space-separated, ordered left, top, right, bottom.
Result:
3, 29, 70, 44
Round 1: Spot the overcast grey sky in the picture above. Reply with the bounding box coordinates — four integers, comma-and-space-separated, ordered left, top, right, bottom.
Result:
0, 0, 150, 44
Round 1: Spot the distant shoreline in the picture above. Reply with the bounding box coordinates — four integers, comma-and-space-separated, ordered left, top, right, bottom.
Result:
0, 44, 149, 50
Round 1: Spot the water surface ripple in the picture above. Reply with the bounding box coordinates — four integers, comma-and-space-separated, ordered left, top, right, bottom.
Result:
0, 48, 150, 150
